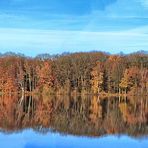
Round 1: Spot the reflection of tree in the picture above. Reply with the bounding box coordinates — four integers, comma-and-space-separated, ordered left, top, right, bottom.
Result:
34, 96, 52, 127
0, 94, 53, 130
0, 95, 17, 129
119, 96, 148, 125
102, 97, 124, 134
15, 95, 35, 126
0, 95, 147, 137
89, 96, 102, 125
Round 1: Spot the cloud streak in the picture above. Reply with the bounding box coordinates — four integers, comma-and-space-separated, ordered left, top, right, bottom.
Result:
0, 27, 147, 56
141, 0, 148, 8
0, 0, 147, 55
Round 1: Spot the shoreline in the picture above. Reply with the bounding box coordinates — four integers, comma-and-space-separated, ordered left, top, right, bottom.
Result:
0, 91, 147, 97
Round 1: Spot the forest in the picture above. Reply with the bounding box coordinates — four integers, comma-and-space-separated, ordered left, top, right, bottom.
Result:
0, 51, 147, 96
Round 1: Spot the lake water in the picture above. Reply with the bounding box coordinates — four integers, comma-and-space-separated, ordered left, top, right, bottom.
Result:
0, 95, 147, 148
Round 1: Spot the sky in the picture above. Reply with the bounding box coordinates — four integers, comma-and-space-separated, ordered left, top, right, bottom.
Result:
0, 0, 148, 56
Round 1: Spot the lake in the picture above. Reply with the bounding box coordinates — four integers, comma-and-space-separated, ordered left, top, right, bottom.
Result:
0, 95, 147, 148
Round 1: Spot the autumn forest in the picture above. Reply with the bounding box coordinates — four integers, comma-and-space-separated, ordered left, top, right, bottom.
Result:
0, 51, 147, 96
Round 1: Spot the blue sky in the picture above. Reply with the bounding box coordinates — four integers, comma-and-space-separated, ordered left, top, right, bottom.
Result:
0, 0, 148, 56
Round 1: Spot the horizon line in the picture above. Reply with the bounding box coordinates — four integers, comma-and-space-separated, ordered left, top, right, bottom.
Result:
0, 50, 147, 58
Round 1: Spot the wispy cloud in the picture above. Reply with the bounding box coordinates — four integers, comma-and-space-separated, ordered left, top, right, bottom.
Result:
0, 0, 147, 31
0, 0, 147, 55
141, 0, 148, 8
0, 27, 147, 56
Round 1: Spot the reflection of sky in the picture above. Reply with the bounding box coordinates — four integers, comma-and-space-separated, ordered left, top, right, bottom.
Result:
0, 130, 148, 148
0, 0, 148, 55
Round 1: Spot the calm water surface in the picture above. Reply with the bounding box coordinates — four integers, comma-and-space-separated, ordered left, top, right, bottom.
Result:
0, 95, 147, 148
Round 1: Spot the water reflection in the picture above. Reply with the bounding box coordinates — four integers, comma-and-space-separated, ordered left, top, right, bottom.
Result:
0, 95, 148, 148
0, 94, 147, 147
0, 129, 148, 148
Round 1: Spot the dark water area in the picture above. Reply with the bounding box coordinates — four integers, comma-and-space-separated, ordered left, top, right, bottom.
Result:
0, 95, 147, 148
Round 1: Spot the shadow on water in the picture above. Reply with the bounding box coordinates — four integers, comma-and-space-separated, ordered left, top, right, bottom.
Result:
0, 94, 147, 138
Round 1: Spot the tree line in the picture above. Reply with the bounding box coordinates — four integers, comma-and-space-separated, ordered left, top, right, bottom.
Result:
0, 51, 147, 95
